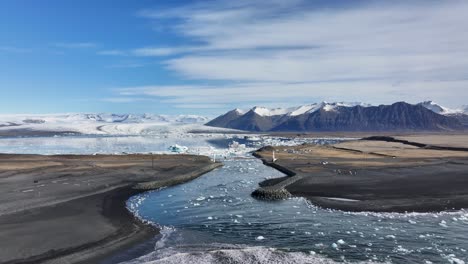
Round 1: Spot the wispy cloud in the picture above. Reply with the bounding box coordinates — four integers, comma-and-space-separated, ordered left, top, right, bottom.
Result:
110, 0, 468, 109
132, 47, 184, 57
97, 49, 127, 56
99, 47, 186, 57
101, 97, 152, 103
173, 103, 228, 109
115, 79, 468, 109
53, 42, 97, 49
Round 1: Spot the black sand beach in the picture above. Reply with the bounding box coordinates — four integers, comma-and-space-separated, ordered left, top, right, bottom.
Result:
253, 135, 468, 212
0, 154, 221, 263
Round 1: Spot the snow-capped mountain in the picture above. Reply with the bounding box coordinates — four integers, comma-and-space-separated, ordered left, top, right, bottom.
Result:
417, 101, 462, 115
463, 106, 468, 115
239, 102, 372, 118
206, 102, 463, 132
417, 101, 468, 127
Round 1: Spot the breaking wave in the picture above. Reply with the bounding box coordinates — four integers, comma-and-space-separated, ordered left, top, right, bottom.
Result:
122, 245, 368, 264
119, 227, 380, 264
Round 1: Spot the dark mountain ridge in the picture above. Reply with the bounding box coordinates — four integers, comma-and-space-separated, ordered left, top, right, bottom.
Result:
206, 102, 463, 132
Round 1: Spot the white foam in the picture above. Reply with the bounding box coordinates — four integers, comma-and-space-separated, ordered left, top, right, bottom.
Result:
119, 245, 379, 264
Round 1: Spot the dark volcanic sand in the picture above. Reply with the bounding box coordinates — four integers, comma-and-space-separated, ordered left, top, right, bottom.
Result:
0, 154, 221, 264
254, 139, 468, 212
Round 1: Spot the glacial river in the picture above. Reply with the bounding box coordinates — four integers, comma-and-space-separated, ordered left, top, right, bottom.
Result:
0, 135, 467, 263
118, 157, 468, 264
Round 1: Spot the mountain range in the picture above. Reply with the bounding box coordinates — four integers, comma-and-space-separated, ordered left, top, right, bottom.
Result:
206, 101, 467, 132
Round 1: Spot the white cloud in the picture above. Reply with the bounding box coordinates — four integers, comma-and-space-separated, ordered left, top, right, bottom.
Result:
116, 79, 468, 109
102, 97, 151, 103
173, 103, 228, 109
132, 47, 183, 57
112, 0, 468, 109
97, 49, 127, 56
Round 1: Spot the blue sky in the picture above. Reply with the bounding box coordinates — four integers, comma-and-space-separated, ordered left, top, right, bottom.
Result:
1, 0, 467, 115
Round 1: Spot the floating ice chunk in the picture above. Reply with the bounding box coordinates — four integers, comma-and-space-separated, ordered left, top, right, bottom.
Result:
193, 203, 200, 206
443, 254, 465, 264
309, 251, 316, 255
385, 235, 396, 239
452, 258, 465, 264
395, 245, 412, 254
337, 239, 346, 245
196, 196, 205, 201
235, 215, 243, 218
439, 220, 448, 228
256, 236, 265, 241
408, 220, 417, 224
207, 216, 213, 220
331, 243, 339, 249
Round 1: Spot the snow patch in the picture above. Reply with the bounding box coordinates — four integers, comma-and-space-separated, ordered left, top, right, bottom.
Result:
252, 106, 292, 117
249, 102, 372, 116
418, 101, 462, 115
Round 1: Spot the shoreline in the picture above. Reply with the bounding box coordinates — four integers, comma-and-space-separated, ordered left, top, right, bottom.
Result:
252, 136, 468, 212
9, 186, 157, 264
0, 154, 222, 264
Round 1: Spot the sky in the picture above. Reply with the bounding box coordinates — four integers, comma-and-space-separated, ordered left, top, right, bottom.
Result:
1, 0, 468, 115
